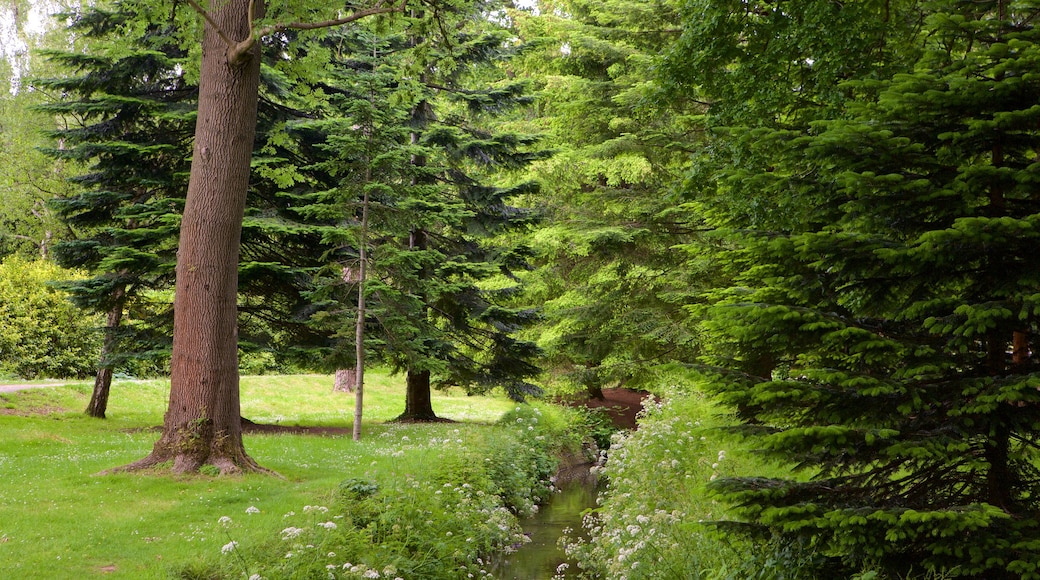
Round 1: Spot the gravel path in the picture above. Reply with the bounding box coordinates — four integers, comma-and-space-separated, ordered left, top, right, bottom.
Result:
0, 382, 65, 393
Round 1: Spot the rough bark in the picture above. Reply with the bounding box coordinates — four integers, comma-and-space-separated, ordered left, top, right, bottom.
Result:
394, 369, 445, 422
334, 368, 357, 392
85, 293, 125, 419
114, 0, 267, 475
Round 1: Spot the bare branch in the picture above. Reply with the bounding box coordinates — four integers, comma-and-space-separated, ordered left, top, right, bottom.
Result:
182, 0, 236, 49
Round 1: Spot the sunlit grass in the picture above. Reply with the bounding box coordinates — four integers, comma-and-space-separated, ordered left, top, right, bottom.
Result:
0, 370, 521, 579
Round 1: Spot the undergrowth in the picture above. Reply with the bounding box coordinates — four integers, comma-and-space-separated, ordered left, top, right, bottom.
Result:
174, 404, 588, 579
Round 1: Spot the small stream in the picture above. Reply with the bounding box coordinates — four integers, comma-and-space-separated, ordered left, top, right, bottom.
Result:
491, 469, 600, 579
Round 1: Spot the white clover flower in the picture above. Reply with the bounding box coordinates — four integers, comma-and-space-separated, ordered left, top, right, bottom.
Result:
221, 541, 238, 554
245, 506, 260, 514
218, 516, 233, 527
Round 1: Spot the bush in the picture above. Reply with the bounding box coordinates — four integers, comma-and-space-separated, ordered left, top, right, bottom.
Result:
0, 256, 102, 379
563, 388, 777, 579
184, 406, 590, 580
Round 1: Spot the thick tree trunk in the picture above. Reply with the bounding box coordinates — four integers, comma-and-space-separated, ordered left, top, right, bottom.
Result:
334, 368, 357, 392
86, 294, 125, 419
394, 369, 443, 422
115, 0, 266, 475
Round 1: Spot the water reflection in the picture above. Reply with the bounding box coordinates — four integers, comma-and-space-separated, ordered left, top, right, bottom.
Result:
492, 477, 599, 579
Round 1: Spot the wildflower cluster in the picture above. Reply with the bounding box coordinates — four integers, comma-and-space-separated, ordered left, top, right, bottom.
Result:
562, 393, 744, 579
197, 408, 579, 579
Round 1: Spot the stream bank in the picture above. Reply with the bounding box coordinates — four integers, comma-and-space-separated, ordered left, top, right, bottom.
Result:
490, 460, 600, 579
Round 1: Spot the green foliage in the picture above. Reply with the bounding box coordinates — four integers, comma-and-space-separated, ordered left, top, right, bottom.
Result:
510, 0, 708, 398
0, 256, 101, 379
678, 2, 1040, 577
178, 402, 586, 579
563, 389, 779, 579
289, 15, 546, 400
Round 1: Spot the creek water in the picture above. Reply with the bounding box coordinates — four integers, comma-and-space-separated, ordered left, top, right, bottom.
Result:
491, 475, 599, 579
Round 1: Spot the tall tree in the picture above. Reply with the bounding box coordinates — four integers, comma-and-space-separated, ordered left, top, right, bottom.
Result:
39, 5, 194, 418
297, 15, 544, 423
67, 0, 401, 472
507, 0, 703, 397
687, 1, 1040, 576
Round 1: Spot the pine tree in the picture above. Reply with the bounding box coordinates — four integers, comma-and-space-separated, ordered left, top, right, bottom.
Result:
39, 3, 333, 418
38, 5, 193, 417
294, 7, 544, 421
508, 0, 704, 397
697, 2, 1040, 576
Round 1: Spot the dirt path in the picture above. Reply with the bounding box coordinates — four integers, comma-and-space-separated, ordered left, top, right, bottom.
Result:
562, 388, 654, 430
0, 382, 65, 394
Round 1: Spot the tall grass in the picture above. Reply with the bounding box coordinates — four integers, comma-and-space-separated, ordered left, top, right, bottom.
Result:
0, 372, 526, 579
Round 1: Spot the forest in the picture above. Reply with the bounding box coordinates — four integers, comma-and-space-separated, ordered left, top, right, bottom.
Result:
4, 0, 1040, 578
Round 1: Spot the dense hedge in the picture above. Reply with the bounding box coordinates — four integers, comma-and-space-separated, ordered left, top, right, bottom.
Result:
0, 256, 101, 379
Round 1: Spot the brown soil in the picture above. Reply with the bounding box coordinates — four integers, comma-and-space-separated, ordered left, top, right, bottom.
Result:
559, 388, 654, 430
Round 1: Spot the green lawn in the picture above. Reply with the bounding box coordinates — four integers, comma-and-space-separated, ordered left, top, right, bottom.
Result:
0, 372, 519, 579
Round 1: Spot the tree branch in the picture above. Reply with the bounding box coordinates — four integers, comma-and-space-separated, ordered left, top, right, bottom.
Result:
182, 0, 236, 49
228, 0, 407, 65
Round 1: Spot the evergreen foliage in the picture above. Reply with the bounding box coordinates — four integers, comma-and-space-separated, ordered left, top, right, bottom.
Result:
293, 6, 545, 403
686, 2, 1040, 576
510, 0, 705, 396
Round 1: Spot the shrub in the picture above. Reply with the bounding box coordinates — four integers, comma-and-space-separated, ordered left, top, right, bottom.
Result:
0, 256, 101, 379
185, 406, 591, 580
563, 389, 775, 579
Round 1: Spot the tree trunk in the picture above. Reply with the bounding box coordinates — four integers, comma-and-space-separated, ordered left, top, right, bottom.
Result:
86, 293, 125, 419
394, 369, 442, 422
334, 368, 357, 392
115, 0, 266, 475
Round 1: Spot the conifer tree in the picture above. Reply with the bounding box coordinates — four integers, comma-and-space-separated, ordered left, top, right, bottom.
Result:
692, 2, 1040, 576
39, 6, 193, 417
40, 3, 332, 418
296, 10, 544, 421
509, 0, 703, 397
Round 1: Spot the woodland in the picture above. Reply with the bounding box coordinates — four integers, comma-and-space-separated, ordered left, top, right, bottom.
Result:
4, 0, 1040, 577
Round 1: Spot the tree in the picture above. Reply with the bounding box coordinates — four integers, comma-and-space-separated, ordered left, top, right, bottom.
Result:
39, 4, 194, 418
689, 2, 1040, 576
506, 0, 704, 397
99, 0, 402, 473
295, 16, 544, 423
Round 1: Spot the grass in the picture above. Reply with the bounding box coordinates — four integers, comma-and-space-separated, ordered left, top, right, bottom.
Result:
0, 371, 520, 579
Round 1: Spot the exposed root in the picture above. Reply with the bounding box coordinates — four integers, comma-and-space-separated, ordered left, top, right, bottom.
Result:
99, 450, 281, 478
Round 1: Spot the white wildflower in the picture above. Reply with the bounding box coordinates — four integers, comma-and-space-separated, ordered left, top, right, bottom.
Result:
245, 506, 260, 514
320, 521, 337, 530
221, 541, 238, 554
218, 516, 232, 527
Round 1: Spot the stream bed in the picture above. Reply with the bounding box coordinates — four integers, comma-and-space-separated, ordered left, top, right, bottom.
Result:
491, 474, 600, 579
